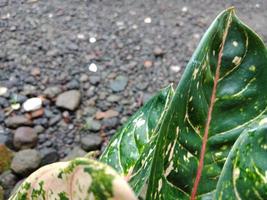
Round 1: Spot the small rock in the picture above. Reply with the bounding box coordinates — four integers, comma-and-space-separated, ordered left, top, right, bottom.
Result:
30, 67, 41, 76
22, 97, 42, 112
43, 86, 62, 99
107, 95, 121, 102
49, 114, 61, 126
95, 109, 119, 120
30, 108, 44, 118
153, 47, 164, 57
22, 85, 37, 96
89, 76, 100, 85
40, 148, 59, 166
13, 127, 37, 149
102, 118, 119, 129
62, 146, 86, 161
0, 87, 7, 96
110, 76, 128, 92
0, 144, 13, 174
33, 125, 44, 134
84, 118, 101, 131
56, 90, 81, 111
0, 110, 4, 123
81, 134, 102, 151
0, 170, 17, 191
66, 80, 80, 90
144, 60, 153, 68
11, 149, 41, 176
5, 116, 32, 128
79, 74, 89, 82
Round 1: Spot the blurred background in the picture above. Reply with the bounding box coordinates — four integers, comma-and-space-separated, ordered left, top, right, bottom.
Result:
0, 0, 266, 198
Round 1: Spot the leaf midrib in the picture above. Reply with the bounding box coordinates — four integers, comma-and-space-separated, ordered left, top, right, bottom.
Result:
190, 10, 234, 200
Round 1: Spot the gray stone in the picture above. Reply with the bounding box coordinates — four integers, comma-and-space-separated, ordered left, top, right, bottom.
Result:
84, 118, 101, 131
62, 146, 86, 161
0, 170, 17, 190
13, 127, 37, 149
81, 134, 102, 151
5, 116, 32, 128
56, 90, 81, 111
11, 149, 41, 176
89, 76, 100, 85
49, 114, 61, 126
40, 148, 59, 166
110, 76, 128, 92
43, 86, 62, 98
107, 95, 121, 102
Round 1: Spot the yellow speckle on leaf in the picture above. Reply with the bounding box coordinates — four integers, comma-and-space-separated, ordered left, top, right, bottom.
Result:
249, 65, 256, 72
232, 56, 241, 65
232, 41, 238, 47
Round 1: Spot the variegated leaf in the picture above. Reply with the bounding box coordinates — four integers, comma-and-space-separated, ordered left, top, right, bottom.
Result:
100, 85, 174, 194
9, 158, 137, 200
145, 8, 267, 200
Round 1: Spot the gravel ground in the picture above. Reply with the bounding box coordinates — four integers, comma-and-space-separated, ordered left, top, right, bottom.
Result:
0, 0, 266, 198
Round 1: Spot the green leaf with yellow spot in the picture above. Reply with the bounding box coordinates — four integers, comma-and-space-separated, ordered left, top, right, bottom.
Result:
143, 7, 267, 200
100, 85, 173, 194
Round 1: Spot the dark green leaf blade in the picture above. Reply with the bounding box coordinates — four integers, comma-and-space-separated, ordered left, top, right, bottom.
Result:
215, 124, 267, 200
100, 85, 173, 193
146, 8, 267, 200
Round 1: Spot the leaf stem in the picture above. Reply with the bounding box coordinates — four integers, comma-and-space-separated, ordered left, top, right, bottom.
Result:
190, 11, 233, 200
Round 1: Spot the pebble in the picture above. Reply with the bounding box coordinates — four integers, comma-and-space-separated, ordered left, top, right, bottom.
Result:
56, 90, 81, 111
30, 108, 44, 118
43, 86, 62, 98
40, 148, 59, 166
88, 63, 98, 72
144, 60, 153, 68
110, 76, 128, 92
11, 149, 41, 176
84, 118, 101, 131
89, 76, 101, 85
0, 87, 7, 96
62, 146, 86, 161
5, 116, 32, 128
30, 67, 41, 76
170, 65, 181, 73
80, 134, 102, 151
153, 47, 164, 57
13, 127, 38, 150
22, 97, 42, 112
49, 114, 61, 126
0, 170, 17, 191
95, 109, 119, 120
107, 95, 121, 102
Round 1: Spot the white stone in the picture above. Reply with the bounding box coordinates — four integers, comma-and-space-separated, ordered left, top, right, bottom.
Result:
0, 87, 7, 96
170, 65, 181, 73
77, 34, 85, 40
89, 37, 96, 43
23, 97, 42, 112
88, 63, 98, 72
144, 17, 152, 24
182, 6, 188, 12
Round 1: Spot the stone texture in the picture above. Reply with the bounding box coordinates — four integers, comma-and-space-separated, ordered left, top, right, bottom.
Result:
13, 127, 38, 149
5, 116, 32, 128
110, 76, 128, 92
81, 134, 102, 151
56, 90, 81, 111
11, 149, 41, 176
